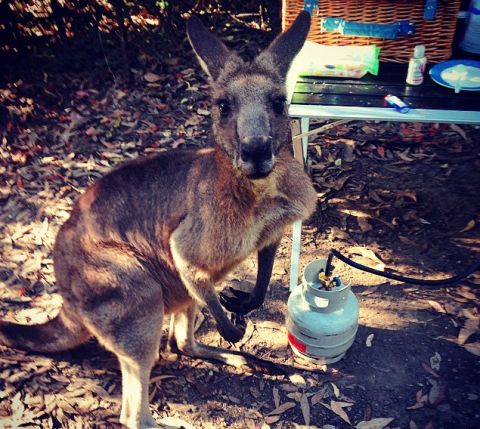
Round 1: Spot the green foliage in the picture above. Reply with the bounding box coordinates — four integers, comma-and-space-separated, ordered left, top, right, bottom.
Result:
155, 0, 169, 11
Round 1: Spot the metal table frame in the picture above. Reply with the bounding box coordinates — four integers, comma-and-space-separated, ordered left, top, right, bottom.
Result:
288, 103, 480, 291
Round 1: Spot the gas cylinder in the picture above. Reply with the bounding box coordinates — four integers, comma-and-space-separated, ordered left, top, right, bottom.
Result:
287, 259, 359, 364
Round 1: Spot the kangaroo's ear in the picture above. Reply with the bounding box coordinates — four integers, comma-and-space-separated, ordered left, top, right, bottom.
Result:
255, 11, 311, 77
187, 16, 232, 81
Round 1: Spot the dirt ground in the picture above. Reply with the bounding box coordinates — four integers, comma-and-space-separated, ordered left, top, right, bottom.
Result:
1, 10, 479, 429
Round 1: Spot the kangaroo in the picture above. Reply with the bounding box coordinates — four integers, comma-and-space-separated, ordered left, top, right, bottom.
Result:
0, 11, 315, 429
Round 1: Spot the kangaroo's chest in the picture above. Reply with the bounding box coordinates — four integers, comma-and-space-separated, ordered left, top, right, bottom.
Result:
211, 193, 299, 258
173, 163, 314, 280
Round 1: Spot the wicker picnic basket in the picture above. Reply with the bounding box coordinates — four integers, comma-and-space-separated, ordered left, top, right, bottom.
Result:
282, 0, 462, 63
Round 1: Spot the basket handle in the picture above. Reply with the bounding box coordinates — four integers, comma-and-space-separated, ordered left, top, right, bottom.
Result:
321, 17, 416, 39
303, 0, 438, 20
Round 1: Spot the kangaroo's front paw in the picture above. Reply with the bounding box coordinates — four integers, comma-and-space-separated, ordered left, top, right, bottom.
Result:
220, 287, 257, 314
231, 312, 246, 333
218, 312, 246, 343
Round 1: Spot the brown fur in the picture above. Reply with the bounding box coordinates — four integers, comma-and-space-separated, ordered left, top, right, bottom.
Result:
0, 12, 315, 429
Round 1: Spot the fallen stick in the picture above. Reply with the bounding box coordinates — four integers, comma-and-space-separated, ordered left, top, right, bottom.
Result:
293, 119, 353, 140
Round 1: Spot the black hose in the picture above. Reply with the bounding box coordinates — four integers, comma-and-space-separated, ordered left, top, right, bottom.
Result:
325, 249, 480, 286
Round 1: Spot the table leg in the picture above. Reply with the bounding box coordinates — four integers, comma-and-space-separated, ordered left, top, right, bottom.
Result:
289, 116, 310, 291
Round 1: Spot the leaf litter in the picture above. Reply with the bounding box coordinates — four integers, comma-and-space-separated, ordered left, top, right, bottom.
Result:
1, 7, 480, 429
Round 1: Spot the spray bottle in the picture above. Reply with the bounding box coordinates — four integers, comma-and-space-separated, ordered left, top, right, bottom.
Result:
406, 45, 427, 85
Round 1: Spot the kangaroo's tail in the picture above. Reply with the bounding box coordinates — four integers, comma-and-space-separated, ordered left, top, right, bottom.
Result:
0, 307, 90, 353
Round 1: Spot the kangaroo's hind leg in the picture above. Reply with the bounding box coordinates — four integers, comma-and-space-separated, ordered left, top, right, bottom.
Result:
117, 344, 160, 429
86, 304, 164, 429
168, 302, 249, 369
76, 254, 165, 429
92, 307, 164, 429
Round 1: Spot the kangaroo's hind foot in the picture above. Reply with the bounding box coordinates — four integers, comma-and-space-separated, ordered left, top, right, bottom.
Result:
168, 303, 286, 375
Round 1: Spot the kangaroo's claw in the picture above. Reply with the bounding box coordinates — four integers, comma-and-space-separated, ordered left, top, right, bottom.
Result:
220, 287, 256, 314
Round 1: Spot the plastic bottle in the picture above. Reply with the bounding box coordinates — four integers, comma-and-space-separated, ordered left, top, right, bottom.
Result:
460, 0, 480, 53
406, 45, 427, 85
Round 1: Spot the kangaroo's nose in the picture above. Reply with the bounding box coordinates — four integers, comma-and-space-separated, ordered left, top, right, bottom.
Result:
240, 140, 273, 163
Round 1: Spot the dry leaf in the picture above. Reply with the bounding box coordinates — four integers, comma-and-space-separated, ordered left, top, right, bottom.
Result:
468, 273, 480, 285
407, 390, 428, 410
421, 362, 439, 378
428, 378, 445, 405
289, 374, 307, 388
75, 89, 89, 98
342, 141, 355, 162
396, 190, 417, 202
300, 394, 310, 426
268, 402, 296, 416
85, 126, 97, 136
171, 138, 185, 149
340, 209, 369, 218
366, 334, 374, 348
329, 400, 353, 424
358, 217, 373, 232
332, 175, 350, 191
461, 308, 480, 320
331, 383, 340, 398
369, 190, 387, 204
311, 386, 328, 405
356, 417, 394, 429
257, 321, 284, 331
427, 300, 446, 314
149, 375, 176, 384
458, 319, 479, 345
397, 150, 415, 162
58, 398, 76, 414
143, 72, 162, 83
456, 286, 477, 301
399, 235, 416, 245
464, 342, 480, 356
450, 295, 469, 303
348, 247, 385, 270
407, 401, 427, 410
459, 219, 476, 232
264, 415, 280, 424
286, 392, 303, 402
280, 384, 298, 393
449, 123, 467, 140
273, 387, 280, 409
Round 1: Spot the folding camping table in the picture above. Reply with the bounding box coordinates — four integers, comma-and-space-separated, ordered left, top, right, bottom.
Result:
288, 61, 480, 290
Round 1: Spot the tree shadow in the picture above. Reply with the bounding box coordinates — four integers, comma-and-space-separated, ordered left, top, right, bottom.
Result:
303, 134, 480, 286
1, 286, 478, 428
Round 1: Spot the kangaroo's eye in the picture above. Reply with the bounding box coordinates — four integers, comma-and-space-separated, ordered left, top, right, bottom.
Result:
217, 99, 231, 118
271, 96, 286, 115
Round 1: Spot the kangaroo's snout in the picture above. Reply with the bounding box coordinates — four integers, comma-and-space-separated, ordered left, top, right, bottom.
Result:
238, 137, 274, 179
240, 139, 273, 163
